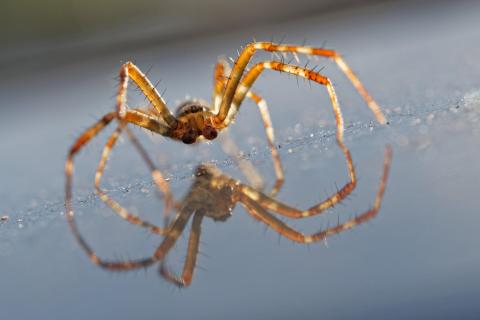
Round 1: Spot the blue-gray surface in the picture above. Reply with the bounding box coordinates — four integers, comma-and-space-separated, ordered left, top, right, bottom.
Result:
1, 1, 480, 319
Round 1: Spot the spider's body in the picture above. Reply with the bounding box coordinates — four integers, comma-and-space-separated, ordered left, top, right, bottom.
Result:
183, 164, 236, 222
65, 41, 390, 286
171, 101, 219, 144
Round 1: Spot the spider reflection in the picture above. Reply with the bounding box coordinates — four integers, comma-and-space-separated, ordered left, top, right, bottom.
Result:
67, 145, 392, 287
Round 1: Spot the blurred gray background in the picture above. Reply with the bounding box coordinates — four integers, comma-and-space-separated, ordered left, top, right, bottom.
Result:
1, 0, 397, 77
1, 1, 480, 319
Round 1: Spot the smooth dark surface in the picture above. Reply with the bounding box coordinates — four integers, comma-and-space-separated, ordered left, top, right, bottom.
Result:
1, 1, 480, 319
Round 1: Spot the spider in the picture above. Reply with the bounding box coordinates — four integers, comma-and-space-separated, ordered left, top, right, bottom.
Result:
67, 143, 392, 287
65, 41, 387, 229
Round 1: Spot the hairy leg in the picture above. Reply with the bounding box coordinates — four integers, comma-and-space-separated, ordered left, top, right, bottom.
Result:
213, 59, 284, 195
239, 142, 356, 218
116, 62, 178, 128
240, 146, 392, 243
215, 42, 385, 125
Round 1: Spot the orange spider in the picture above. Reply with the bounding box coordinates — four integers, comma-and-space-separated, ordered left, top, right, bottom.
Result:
65, 41, 387, 230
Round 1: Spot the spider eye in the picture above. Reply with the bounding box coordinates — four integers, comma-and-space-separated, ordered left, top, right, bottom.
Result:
182, 130, 197, 144
202, 126, 218, 140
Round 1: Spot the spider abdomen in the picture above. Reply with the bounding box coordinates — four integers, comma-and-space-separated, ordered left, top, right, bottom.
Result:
175, 101, 208, 117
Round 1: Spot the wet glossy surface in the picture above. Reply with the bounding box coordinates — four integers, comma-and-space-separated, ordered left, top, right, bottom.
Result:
1, 1, 480, 319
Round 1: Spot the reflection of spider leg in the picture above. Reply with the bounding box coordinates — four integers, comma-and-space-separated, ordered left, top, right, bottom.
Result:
159, 213, 204, 287
239, 146, 392, 243
218, 130, 265, 190
215, 42, 385, 125
151, 208, 194, 262
213, 59, 284, 195
67, 202, 193, 272
240, 142, 356, 218
93, 118, 172, 234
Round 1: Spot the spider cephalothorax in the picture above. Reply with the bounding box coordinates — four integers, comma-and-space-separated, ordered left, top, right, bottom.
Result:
171, 101, 218, 144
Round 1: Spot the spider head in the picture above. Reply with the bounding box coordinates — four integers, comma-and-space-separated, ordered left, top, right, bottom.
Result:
175, 101, 218, 144
180, 125, 217, 144
181, 123, 218, 144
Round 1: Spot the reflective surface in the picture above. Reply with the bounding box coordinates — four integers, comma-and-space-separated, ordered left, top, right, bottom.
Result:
67, 145, 391, 287
1, 1, 480, 319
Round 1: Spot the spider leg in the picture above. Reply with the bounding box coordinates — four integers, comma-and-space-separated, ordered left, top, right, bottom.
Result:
226, 61, 346, 144
159, 213, 204, 287
213, 59, 284, 195
212, 59, 228, 113
214, 60, 265, 189
93, 121, 172, 234
123, 108, 172, 135
239, 146, 392, 243
215, 42, 385, 125
245, 91, 284, 196
116, 62, 178, 128
252, 42, 385, 124
65, 113, 156, 270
